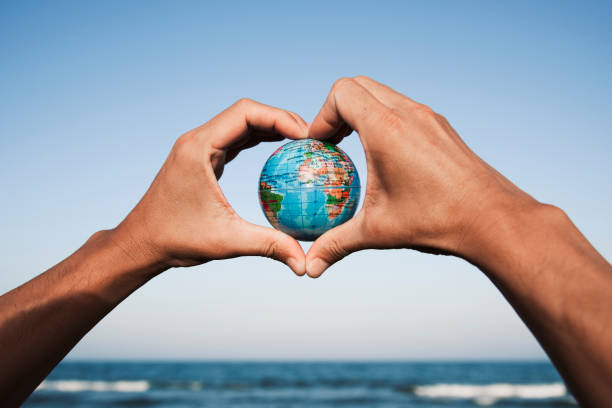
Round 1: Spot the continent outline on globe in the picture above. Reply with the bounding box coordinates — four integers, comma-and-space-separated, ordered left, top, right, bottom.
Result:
258, 139, 361, 241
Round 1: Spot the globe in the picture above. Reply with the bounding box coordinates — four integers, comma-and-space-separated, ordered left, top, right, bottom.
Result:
258, 139, 361, 241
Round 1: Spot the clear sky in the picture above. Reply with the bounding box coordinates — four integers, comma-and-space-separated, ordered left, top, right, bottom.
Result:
1, 1, 611, 360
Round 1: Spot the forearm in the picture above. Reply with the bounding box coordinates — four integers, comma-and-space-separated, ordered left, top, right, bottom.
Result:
461, 200, 612, 407
0, 228, 166, 407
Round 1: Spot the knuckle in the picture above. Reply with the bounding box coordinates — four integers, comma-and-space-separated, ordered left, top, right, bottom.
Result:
434, 112, 446, 121
353, 75, 372, 82
325, 237, 350, 263
331, 77, 355, 93
412, 103, 436, 118
172, 132, 203, 162
434, 112, 447, 123
264, 237, 282, 260
234, 97, 254, 110
378, 108, 405, 134
434, 112, 452, 129
285, 110, 298, 122
172, 134, 191, 154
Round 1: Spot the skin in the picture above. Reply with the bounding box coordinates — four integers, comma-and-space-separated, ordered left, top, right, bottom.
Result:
0, 99, 308, 407
306, 76, 612, 407
0, 77, 610, 406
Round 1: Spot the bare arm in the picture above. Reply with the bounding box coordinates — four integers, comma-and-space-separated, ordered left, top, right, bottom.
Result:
306, 76, 612, 407
0, 99, 308, 407
0, 229, 163, 406
463, 201, 612, 406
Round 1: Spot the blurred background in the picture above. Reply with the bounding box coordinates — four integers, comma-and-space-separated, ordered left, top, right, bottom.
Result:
1, 1, 610, 406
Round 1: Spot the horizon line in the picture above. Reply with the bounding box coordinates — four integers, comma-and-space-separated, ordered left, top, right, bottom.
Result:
62, 357, 552, 363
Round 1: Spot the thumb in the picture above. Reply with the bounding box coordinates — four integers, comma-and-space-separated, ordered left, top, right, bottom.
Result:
306, 216, 365, 278
233, 220, 306, 276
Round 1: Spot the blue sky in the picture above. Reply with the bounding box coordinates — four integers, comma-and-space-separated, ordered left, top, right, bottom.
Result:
1, 1, 611, 360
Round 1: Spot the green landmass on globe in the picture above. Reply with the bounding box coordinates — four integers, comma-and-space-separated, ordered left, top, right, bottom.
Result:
258, 139, 361, 241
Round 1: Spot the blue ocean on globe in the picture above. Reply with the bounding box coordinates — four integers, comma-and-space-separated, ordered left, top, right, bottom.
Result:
259, 139, 361, 241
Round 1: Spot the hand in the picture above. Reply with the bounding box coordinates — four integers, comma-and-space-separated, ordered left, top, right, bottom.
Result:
113, 99, 308, 275
305, 76, 538, 277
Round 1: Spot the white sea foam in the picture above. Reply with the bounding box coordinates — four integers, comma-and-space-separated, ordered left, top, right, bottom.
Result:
414, 383, 568, 406
37, 380, 150, 393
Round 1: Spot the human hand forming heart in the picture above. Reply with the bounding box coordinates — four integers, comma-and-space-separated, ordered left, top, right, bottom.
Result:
113, 98, 310, 276
304, 76, 537, 278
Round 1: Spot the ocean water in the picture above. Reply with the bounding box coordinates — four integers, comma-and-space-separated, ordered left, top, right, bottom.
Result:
26, 361, 575, 407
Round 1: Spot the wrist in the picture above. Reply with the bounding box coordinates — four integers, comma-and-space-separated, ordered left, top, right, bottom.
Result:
101, 226, 170, 278
456, 194, 555, 271
78, 228, 169, 304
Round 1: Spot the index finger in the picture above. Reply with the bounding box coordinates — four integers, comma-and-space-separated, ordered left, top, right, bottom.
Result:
207, 98, 309, 151
308, 77, 390, 143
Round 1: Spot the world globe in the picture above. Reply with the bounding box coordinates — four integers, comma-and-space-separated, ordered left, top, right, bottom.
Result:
258, 139, 361, 241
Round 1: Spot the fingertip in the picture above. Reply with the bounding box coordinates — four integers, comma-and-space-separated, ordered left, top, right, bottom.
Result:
286, 111, 309, 139
287, 256, 307, 277
272, 231, 306, 276
289, 124, 309, 140
306, 257, 330, 278
307, 129, 324, 142
301, 122, 311, 138
296, 128, 309, 140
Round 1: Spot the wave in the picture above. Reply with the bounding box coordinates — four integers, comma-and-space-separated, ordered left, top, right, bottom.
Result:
414, 383, 572, 406
37, 380, 150, 393
36, 379, 576, 406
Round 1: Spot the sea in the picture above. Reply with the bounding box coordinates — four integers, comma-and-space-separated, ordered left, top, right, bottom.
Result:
26, 361, 575, 407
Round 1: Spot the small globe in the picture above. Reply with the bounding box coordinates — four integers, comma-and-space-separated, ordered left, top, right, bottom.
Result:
258, 139, 361, 241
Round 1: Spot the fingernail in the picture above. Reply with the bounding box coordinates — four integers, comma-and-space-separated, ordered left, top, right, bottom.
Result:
287, 257, 306, 276
306, 258, 329, 278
